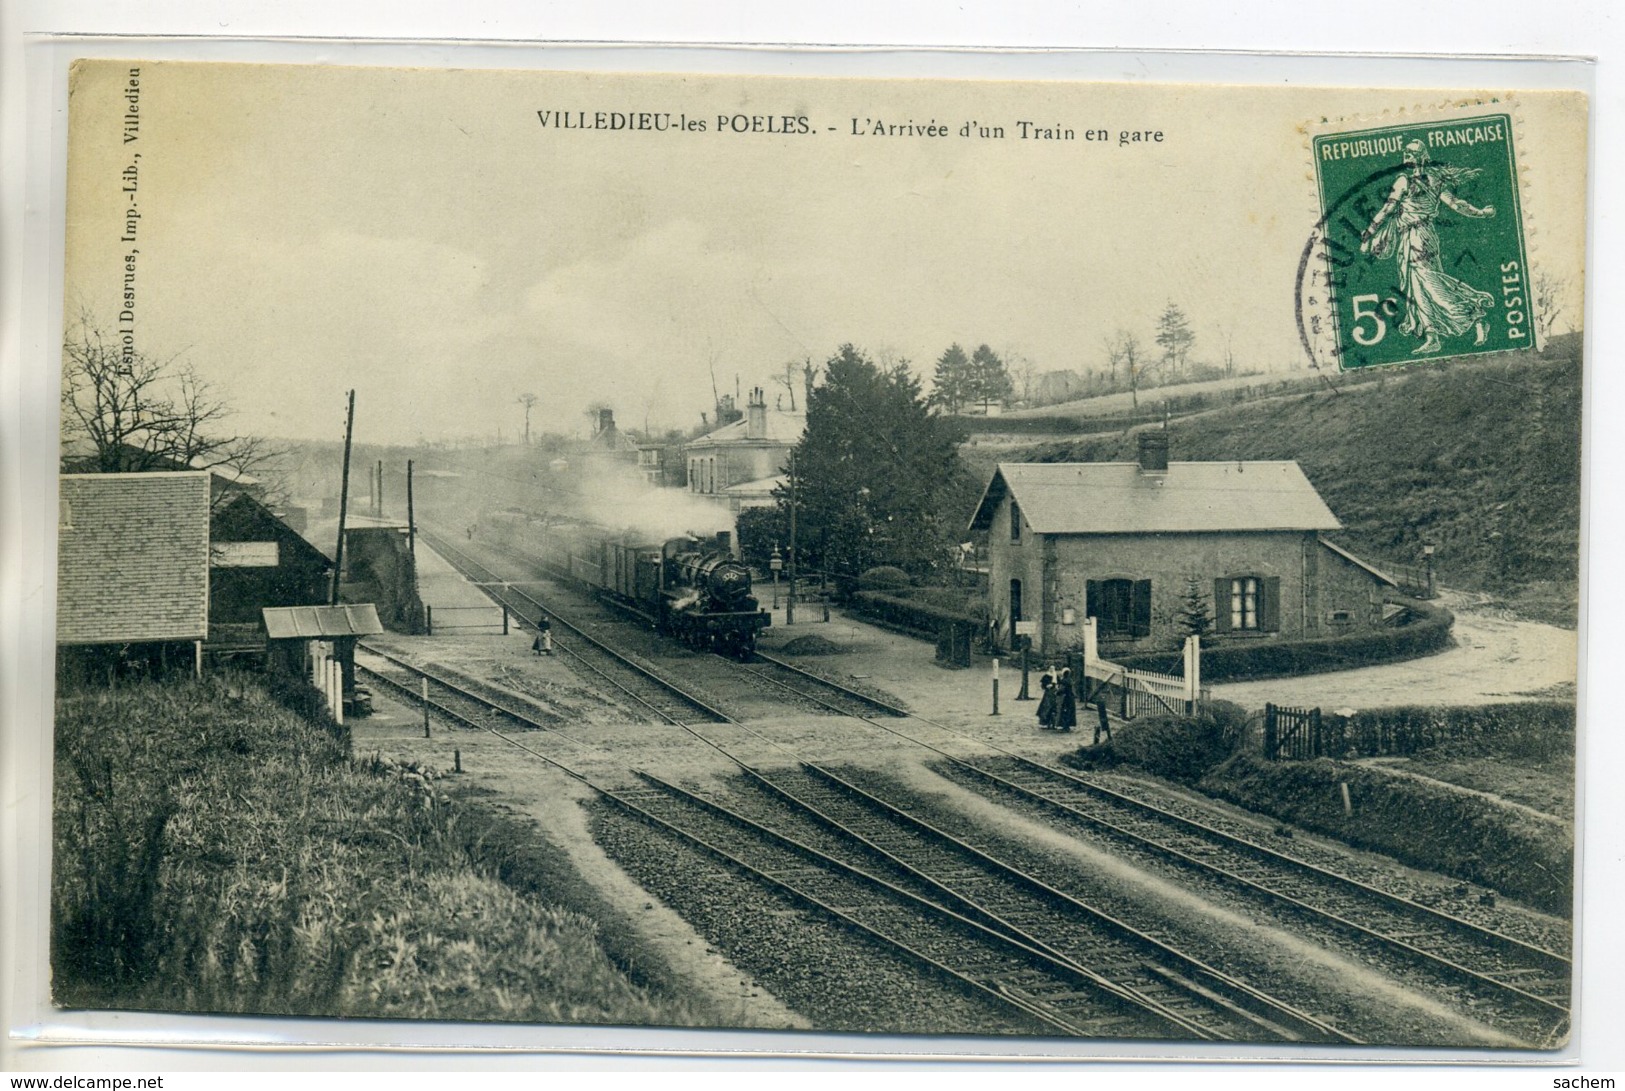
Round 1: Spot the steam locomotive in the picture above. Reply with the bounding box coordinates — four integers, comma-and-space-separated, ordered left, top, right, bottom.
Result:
486, 512, 770, 657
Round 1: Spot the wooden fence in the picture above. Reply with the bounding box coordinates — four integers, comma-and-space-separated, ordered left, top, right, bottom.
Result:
1263, 702, 1323, 761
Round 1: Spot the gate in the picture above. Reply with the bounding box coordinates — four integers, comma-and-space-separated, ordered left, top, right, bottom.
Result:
1264, 702, 1324, 760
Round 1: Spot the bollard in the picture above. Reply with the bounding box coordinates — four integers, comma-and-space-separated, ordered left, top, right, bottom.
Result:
422, 677, 431, 738
1017, 644, 1032, 700
502, 607, 509, 635
991, 657, 1001, 716
426, 604, 433, 636
1340, 782, 1353, 816
454, 748, 462, 774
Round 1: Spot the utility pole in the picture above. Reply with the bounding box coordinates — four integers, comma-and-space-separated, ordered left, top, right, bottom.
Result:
407, 459, 417, 557
787, 448, 798, 625
331, 389, 356, 606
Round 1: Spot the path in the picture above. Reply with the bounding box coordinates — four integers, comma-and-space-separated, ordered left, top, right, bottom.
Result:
1213, 590, 1577, 711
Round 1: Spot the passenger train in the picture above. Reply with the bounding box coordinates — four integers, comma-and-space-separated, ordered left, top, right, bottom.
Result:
485, 511, 770, 657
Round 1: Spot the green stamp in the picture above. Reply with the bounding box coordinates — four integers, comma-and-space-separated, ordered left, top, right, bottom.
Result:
1310, 111, 1531, 369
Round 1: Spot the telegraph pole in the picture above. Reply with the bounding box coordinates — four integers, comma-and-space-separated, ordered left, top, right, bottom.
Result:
787, 448, 798, 625
407, 459, 417, 557
331, 389, 356, 606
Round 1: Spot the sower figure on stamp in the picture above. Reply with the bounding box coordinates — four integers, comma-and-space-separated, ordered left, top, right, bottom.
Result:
1360, 139, 1497, 355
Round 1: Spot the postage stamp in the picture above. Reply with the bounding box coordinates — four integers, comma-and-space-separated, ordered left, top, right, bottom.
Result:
1309, 105, 1532, 370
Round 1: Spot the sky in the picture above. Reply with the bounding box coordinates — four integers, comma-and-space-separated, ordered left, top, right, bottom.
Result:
62, 62, 1589, 446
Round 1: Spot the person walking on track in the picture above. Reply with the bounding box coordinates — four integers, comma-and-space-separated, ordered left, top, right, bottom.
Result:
532, 615, 553, 656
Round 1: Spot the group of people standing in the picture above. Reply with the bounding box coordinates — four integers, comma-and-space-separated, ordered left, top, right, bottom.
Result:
1036, 665, 1113, 744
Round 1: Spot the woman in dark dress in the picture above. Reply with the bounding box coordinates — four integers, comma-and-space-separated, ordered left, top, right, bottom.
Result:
1056, 667, 1078, 732
1036, 667, 1057, 730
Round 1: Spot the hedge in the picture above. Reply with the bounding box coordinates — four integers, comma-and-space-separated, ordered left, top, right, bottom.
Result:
848, 589, 982, 637
1116, 597, 1455, 682
1200, 752, 1573, 915
1329, 701, 1573, 759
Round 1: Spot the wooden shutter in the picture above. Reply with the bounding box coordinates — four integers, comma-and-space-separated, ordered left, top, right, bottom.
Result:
1214, 577, 1232, 633
1131, 579, 1152, 638
1261, 576, 1282, 632
1085, 579, 1101, 622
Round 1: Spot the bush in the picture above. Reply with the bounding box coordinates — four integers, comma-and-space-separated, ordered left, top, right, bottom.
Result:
1333, 701, 1573, 758
1115, 597, 1455, 682
1065, 700, 1247, 784
857, 566, 913, 592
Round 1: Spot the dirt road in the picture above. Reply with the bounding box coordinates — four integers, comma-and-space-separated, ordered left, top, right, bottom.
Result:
1213, 590, 1578, 710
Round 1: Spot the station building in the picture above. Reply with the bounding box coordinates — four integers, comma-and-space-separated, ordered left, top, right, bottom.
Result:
968, 433, 1398, 655
685, 387, 805, 514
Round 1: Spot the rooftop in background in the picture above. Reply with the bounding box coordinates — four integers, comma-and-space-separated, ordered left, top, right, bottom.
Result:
58, 472, 212, 645
261, 603, 384, 640
969, 460, 1342, 535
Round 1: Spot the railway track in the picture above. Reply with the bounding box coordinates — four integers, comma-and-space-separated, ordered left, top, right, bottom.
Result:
719, 762, 1358, 1043
419, 530, 731, 724
392, 530, 1568, 1042
929, 755, 1572, 1028
606, 774, 1223, 1041
358, 597, 1349, 1041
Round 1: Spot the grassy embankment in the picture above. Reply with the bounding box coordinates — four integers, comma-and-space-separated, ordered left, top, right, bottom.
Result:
987, 338, 1582, 626
53, 673, 709, 1023
1071, 701, 1574, 916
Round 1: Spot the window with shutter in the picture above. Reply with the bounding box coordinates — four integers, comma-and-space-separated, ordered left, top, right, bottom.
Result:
1091, 578, 1146, 638
1130, 579, 1152, 638
1261, 576, 1282, 632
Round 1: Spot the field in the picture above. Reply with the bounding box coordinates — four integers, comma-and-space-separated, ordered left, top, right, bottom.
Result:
51, 672, 710, 1024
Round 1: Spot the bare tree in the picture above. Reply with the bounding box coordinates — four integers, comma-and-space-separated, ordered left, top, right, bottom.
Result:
517, 392, 539, 445
772, 358, 800, 411
1106, 328, 1148, 407
60, 312, 278, 492
801, 355, 822, 409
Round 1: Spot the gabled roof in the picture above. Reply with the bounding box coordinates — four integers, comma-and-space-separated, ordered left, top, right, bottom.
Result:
211, 493, 331, 571
262, 603, 384, 639
58, 472, 212, 644
686, 410, 806, 449
968, 461, 1342, 535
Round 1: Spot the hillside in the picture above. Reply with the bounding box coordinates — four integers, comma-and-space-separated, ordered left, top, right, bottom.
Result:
1004, 338, 1583, 625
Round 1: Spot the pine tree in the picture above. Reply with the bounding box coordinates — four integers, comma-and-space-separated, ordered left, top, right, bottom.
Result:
1177, 575, 1215, 646
968, 344, 1013, 412
929, 343, 972, 413
1155, 302, 1196, 380
785, 344, 966, 579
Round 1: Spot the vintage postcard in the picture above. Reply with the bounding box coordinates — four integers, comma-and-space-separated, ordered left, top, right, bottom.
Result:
49, 59, 1587, 1055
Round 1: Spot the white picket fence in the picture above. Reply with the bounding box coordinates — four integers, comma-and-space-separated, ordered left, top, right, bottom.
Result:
1081, 617, 1208, 719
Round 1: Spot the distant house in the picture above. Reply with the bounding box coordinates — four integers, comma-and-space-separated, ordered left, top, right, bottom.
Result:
57, 471, 212, 678
685, 387, 805, 514
967, 433, 1398, 654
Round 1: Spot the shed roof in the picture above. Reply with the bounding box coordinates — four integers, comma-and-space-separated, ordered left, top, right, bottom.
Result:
968, 461, 1342, 535
262, 603, 384, 639
57, 472, 212, 644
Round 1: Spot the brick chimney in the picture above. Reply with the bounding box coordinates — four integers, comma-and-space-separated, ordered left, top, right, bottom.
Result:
746, 386, 767, 440
1137, 431, 1169, 473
